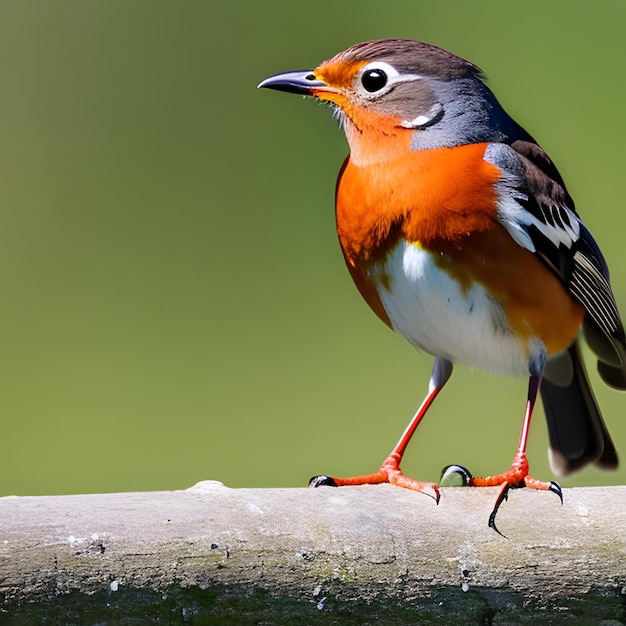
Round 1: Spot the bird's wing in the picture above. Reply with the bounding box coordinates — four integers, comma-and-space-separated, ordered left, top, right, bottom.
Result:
485, 140, 626, 388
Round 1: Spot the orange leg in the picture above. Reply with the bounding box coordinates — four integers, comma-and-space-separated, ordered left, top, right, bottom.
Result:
309, 358, 453, 504
444, 373, 562, 535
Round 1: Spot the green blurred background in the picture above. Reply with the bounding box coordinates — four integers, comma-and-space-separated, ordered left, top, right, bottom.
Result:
1, 1, 625, 496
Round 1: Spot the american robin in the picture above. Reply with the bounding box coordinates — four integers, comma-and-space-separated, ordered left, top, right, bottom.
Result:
258, 39, 625, 533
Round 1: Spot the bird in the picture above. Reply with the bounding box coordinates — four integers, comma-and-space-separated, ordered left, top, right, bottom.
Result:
258, 38, 625, 533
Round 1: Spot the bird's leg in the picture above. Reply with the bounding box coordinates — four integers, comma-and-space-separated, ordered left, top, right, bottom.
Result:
309, 358, 453, 503
445, 372, 562, 535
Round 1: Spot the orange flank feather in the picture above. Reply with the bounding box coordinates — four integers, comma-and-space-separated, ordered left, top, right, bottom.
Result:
336, 142, 584, 355
435, 227, 585, 355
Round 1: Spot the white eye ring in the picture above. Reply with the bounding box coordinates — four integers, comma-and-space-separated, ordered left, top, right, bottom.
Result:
357, 62, 399, 96
356, 61, 423, 98
360, 61, 401, 80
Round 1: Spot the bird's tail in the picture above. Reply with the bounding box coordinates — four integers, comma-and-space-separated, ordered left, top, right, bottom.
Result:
541, 341, 618, 476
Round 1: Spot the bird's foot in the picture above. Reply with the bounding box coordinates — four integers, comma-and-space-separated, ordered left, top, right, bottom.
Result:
309, 452, 440, 503
441, 452, 562, 537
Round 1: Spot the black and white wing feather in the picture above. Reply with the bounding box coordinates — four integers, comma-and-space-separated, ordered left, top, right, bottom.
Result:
486, 139, 626, 389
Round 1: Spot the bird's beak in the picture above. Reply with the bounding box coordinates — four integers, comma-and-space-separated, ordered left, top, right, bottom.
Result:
257, 70, 328, 95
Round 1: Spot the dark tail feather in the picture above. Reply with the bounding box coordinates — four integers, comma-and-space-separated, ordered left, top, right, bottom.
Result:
541, 341, 618, 476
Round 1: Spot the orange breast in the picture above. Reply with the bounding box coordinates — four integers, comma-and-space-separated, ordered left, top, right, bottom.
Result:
336, 143, 501, 262
336, 143, 502, 328
335, 142, 584, 355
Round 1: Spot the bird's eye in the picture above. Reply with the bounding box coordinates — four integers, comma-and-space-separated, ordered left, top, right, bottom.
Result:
361, 68, 388, 93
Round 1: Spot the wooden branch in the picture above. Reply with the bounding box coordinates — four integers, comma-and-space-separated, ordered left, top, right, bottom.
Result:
1, 482, 625, 623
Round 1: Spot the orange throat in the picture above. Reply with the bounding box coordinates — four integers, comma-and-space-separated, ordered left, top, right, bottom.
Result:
336, 142, 503, 266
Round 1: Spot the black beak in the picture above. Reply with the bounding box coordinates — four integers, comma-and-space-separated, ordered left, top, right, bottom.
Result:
257, 70, 327, 95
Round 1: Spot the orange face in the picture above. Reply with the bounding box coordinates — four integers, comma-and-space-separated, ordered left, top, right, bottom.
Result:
311, 59, 414, 165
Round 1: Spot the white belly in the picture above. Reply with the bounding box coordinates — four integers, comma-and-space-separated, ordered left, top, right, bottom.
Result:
371, 241, 533, 376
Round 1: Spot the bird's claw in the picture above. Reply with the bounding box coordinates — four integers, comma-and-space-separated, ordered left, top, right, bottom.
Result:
308, 475, 338, 488
416, 482, 440, 503
441, 464, 563, 536
487, 482, 515, 537
548, 480, 564, 505
488, 478, 563, 537
440, 464, 473, 486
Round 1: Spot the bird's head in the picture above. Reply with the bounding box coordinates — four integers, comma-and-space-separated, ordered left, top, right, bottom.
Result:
259, 39, 521, 164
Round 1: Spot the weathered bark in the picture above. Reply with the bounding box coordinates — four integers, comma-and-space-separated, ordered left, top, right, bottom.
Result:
1, 482, 625, 624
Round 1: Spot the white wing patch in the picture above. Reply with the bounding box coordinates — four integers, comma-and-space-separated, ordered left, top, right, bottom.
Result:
484, 143, 581, 253
495, 174, 581, 253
